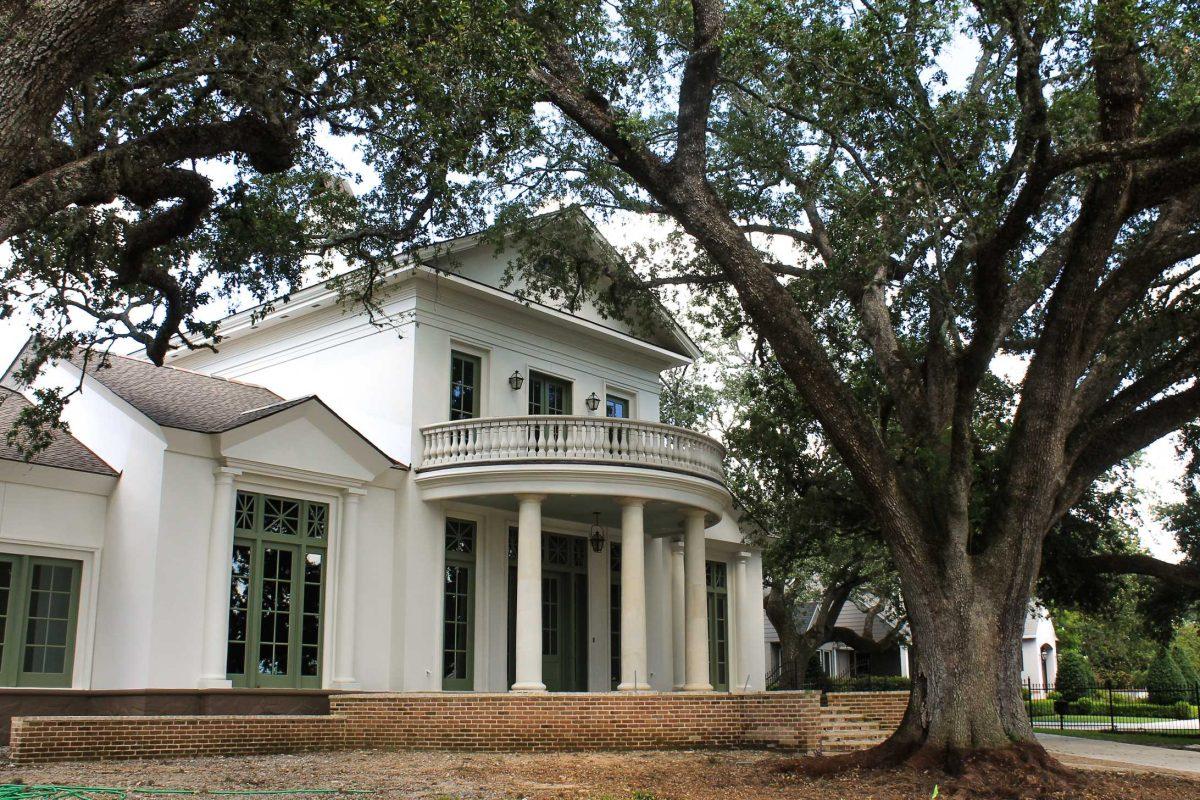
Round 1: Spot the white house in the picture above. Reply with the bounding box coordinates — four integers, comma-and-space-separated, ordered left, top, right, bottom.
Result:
0, 211, 766, 697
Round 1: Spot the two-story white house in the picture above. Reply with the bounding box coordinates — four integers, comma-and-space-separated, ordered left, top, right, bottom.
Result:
0, 211, 765, 700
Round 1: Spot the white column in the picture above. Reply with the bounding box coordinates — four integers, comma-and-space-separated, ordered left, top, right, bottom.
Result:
733, 550, 755, 692
331, 488, 366, 688
682, 509, 712, 691
198, 466, 242, 688
617, 498, 650, 691
669, 536, 686, 690
512, 494, 546, 692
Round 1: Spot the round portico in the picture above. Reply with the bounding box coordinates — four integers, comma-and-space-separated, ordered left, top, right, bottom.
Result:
415, 416, 733, 693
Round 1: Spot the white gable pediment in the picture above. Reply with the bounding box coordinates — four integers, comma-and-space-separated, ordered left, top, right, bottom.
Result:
217, 401, 394, 484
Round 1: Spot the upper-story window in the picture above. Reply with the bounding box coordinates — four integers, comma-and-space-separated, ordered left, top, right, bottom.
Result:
528, 372, 570, 415
605, 394, 630, 419
450, 351, 481, 420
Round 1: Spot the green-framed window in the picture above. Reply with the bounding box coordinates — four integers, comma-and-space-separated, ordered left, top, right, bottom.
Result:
0, 553, 82, 687
605, 394, 630, 419
450, 351, 482, 420
443, 518, 476, 691
706, 560, 729, 691
226, 491, 328, 688
528, 372, 571, 415
609, 543, 621, 690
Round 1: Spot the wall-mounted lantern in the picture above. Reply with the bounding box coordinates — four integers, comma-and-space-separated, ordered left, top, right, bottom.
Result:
508, 370, 525, 391
585, 391, 601, 412
589, 512, 607, 553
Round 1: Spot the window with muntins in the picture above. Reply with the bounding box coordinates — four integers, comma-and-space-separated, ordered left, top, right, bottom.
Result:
0, 553, 82, 687
706, 560, 729, 690
443, 518, 476, 690
450, 351, 482, 420
609, 543, 621, 689
226, 490, 328, 689
528, 372, 570, 415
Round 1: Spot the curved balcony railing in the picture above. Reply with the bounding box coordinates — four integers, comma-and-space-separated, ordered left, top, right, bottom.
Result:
419, 416, 726, 484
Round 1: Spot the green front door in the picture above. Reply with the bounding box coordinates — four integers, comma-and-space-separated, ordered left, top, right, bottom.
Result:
508, 530, 589, 691
227, 491, 328, 689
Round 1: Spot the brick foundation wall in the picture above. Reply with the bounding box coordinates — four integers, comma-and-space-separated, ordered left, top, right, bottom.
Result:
8, 691, 823, 763
9, 714, 346, 763
825, 691, 909, 729
331, 691, 823, 753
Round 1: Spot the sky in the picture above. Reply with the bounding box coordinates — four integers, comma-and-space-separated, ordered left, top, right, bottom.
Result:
0, 22, 1188, 563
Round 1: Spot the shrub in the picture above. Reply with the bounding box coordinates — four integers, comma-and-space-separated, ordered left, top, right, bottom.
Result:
1074, 695, 1095, 715
1147, 649, 1189, 705
1056, 650, 1096, 702
1172, 645, 1200, 688
1173, 700, 1197, 720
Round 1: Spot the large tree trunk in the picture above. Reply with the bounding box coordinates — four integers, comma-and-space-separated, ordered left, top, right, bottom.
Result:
0, 0, 195, 201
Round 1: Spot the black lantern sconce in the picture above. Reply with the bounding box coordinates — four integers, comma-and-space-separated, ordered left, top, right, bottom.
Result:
585, 392, 601, 412
589, 512, 607, 553
508, 370, 525, 391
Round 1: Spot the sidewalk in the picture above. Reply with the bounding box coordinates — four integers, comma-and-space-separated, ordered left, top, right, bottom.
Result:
1038, 732, 1200, 777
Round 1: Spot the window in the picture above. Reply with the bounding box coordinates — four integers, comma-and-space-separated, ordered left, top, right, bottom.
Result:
609, 543, 621, 690
528, 372, 571, 415
443, 518, 476, 690
706, 560, 729, 690
605, 394, 630, 419
0, 553, 82, 687
226, 491, 328, 688
450, 351, 482, 420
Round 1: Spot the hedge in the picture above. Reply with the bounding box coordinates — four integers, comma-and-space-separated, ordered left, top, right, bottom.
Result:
1028, 697, 1198, 720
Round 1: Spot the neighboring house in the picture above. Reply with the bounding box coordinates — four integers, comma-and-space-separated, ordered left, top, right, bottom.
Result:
764, 601, 1057, 688
0, 210, 765, 695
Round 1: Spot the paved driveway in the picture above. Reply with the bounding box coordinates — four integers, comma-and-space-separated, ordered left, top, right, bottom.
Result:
1038, 732, 1200, 777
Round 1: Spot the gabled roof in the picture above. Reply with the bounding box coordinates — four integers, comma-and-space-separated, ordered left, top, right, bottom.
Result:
71, 351, 286, 433
0, 388, 117, 476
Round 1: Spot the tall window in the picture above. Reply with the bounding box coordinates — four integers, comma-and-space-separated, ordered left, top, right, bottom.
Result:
706, 560, 729, 690
227, 491, 328, 688
443, 518, 476, 690
0, 554, 81, 687
450, 351, 482, 420
605, 394, 630, 419
609, 543, 621, 690
528, 372, 570, 415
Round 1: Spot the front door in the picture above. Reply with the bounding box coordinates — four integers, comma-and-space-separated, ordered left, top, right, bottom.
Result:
507, 530, 589, 691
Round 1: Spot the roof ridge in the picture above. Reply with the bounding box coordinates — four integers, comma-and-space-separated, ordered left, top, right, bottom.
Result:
88, 349, 282, 397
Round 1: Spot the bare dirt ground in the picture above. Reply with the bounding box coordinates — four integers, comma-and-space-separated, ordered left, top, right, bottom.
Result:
2, 749, 1198, 800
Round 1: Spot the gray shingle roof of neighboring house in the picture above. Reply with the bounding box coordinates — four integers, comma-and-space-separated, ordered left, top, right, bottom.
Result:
73, 351, 288, 433
0, 388, 117, 476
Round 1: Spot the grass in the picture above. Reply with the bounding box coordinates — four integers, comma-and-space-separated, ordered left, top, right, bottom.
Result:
1038, 728, 1200, 749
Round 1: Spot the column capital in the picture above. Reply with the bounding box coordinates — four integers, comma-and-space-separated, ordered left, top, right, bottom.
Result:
669, 536, 686, 554
735, 550, 753, 564
680, 507, 707, 522
343, 486, 369, 499
616, 496, 646, 508
213, 466, 242, 482
515, 493, 547, 504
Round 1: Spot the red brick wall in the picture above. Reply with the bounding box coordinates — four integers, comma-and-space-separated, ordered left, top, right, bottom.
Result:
9, 715, 346, 763
825, 691, 909, 729
8, 692, 823, 762
331, 691, 823, 753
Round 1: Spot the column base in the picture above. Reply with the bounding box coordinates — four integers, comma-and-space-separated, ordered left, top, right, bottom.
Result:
197, 676, 233, 689
329, 678, 361, 690
510, 682, 548, 693
617, 682, 653, 692
681, 682, 714, 692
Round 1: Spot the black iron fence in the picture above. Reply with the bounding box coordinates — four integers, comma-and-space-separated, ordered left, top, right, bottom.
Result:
1024, 681, 1200, 735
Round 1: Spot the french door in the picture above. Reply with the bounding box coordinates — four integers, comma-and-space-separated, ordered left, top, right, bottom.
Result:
226, 491, 328, 688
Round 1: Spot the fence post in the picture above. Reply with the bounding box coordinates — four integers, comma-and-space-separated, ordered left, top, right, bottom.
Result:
1193, 684, 1199, 733
1025, 678, 1033, 725
1107, 681, 1115, 733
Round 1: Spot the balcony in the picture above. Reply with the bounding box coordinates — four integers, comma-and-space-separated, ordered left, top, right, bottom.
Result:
418, 416, 725, 485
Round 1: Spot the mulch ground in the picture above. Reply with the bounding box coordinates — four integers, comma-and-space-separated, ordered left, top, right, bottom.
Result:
1, 749, 1197, 799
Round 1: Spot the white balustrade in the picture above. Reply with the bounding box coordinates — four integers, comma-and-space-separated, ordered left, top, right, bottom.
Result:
419, 416, 725, 484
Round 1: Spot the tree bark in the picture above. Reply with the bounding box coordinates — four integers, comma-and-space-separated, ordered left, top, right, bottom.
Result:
0, 0, 196, 202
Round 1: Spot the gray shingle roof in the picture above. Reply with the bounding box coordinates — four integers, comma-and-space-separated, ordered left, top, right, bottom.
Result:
74, 352, 287, 433
0, 388, 117, 476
